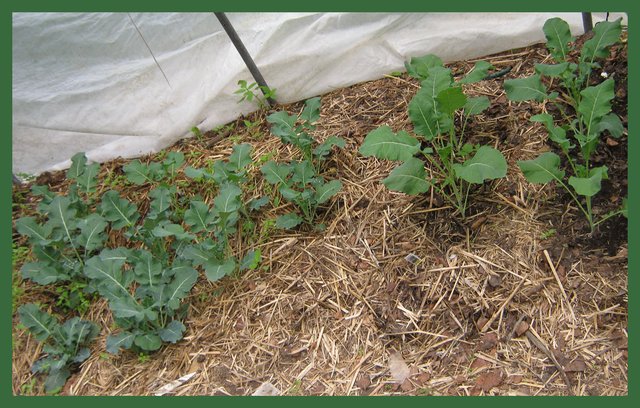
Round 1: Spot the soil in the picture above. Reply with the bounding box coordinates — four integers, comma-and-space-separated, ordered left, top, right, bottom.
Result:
12, 29, 627, 396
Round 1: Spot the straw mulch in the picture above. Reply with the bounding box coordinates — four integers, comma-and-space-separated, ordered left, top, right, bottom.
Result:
12, 38, 627, 396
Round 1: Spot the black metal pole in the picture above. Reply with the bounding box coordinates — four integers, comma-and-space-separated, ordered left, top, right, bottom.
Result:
581, 12, 593, 33
214, 12, 276, 106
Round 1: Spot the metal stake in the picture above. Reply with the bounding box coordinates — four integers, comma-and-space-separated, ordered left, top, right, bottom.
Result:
214, 12, 276, 106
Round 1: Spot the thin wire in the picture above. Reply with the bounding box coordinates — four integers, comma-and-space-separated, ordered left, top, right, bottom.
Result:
127, 13, 172, 89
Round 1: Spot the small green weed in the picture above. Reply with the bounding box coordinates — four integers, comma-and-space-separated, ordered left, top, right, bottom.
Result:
20, 378, 38, 395
191, 126, 204, 141
235, 79, 276, 109
540, 228, 557, 240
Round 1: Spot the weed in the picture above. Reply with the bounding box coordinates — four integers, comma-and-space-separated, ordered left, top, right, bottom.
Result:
54, 281, 92, 315
287, 379, 303, 396
191, 126, 204, 141
540, 228, 557, 240
235, 79, 276, 109
20, 378, 38, 395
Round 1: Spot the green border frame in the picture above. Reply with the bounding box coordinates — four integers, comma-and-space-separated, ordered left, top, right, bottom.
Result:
4, 1, 636, 406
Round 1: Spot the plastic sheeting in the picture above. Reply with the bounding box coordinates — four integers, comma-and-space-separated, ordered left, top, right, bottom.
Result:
12, 12, 623, 175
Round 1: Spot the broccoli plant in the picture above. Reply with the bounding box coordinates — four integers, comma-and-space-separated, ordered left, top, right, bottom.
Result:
261, 97, 345, 229
123, 151, 185, 185
359, 54, 507, 217
18, 303, 99, 393
83, 248, 197, 355
15, 155, 108, 313
504, 17, 626, 232
183, 143, 262, 281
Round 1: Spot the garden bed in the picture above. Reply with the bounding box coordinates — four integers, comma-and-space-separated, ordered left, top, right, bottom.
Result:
12, 25, 627, 396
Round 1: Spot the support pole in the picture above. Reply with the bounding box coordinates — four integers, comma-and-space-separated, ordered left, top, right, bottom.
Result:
214, 12, 276, 106
581, 12, 593, 33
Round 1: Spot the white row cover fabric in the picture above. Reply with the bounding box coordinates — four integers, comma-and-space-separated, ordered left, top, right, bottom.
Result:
12, 12, 623, 175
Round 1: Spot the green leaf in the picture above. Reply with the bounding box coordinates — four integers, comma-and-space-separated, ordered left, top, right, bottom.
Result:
183, 166, 207, 181
183, 201, 215, 233
180, 245, 213, 266
436, 86, 467, 115
213, 183, 242, 214
359, 126, 420, 161
148, 187, 173, 219
267, 111, 297, 138
543, 17, 574, 62
530, 113, 572, 151
580, 18, 622, 65
275, 213, 303, 229
248, 196, 270, 211
313, 136, 346, 159
67, 152, 87, 180
158, 320, 186, 343
151, 221, 194, 241
100, 190, 139, 230
15, 216, 53, 246
109, 296, 146, 321
166, 267, 198, 308
76, 162, 100, 194
18, 303, 60, 342
421, 66, 453, 99
405, 54, 443, 79
595, 113, 624, 138
534, 62, 571, 77
457, 61, 493, 84
568, 166, 608, 197
122, 160, 151, 185
204, 258, 235, 283
300, 97, 321, 123
621, 198, 627, 218
578, 79, 615, 134
463, 96, 490, 116
279, 186, 300, 202
76, 214, 108, 251
408, 88, 439, 139
83, 255, 133, 300
44, 367, 71, 394
517, 152, 565, 184
47, 196, 78, 241
382, 157, 430, 195
98, 247, 130, 268
504, 75, 548, 102
134, 333, 163, 351
147, 161, 166, 181
106, 331, 135, 354
315, 179, 342, 204
71, 347, 91, 364
132, 250, 164, 288
163, 151, 185, 174
240, 249, 261, 271
59, 317, 99, 350
228, 143, 253, 171
261, 161, 293, 185
21, 261, 69, 285
453, 146, 507, 184
291, 160, 316, 185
